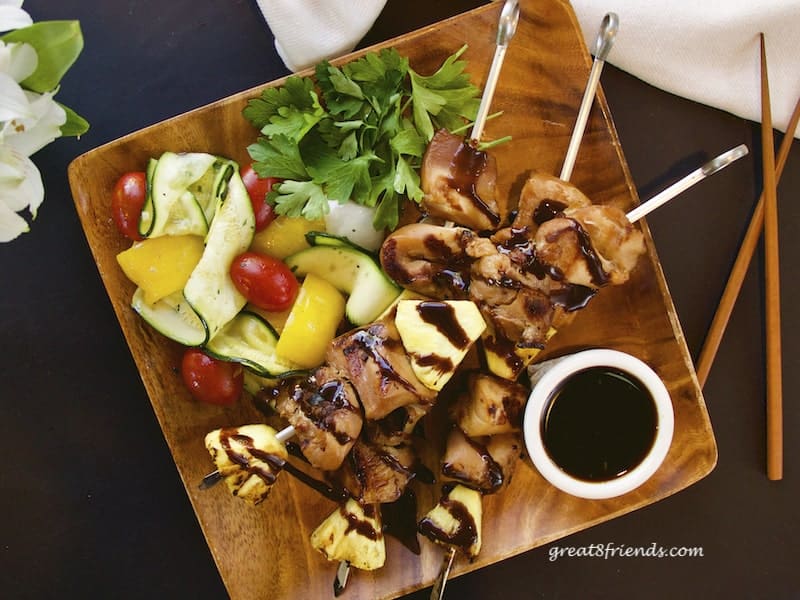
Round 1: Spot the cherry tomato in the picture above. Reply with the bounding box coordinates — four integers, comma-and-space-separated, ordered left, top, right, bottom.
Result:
180, 348, 243, 406
241, 164, 280, 231
230, 251, 299, 312
111, 171, 147, 241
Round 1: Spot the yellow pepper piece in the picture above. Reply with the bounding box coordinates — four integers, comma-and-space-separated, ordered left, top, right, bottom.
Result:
250, 216, 325, 260
275, 273, 345, 368
247, 304, 292, 335
116, 234, 204, 304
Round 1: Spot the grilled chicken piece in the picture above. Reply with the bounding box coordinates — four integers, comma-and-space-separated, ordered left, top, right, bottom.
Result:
363, 403, 428, 447
204, 424, 288, 505
326, 319, 437, 421
394, 299, 486, 391
380, 223, 495, 300
449, 372, 528, 437
310, 498, 386, 571
268, 366, 362, 472
469, 251, 554, 349
418, 483, 483, 559
512, 170, 591, 231
420, 129, 501, 231
567, 204, 646, 286
336, 439, 417, 504
440, 427, 522, 494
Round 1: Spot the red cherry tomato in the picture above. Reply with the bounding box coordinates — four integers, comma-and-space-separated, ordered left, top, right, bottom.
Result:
229, 252, 299, 312
241, 164, 280, 231
111, 171, 147, 241
180, 348, 243, 406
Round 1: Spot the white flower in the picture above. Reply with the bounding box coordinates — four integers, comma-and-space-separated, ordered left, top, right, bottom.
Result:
0, 34, 66, 241
0, 1, 32, 32
0, 145, 43, 242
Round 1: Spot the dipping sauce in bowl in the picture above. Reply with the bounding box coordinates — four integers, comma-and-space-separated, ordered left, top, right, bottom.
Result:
524, 349, 673, 499
542, 367, 658, 482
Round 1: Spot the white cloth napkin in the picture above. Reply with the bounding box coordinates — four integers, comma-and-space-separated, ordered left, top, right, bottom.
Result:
255, 0, 800, 137
255, 0, 387, 72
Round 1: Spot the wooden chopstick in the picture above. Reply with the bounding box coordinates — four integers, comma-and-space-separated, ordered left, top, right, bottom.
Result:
759, 33, 783, 481
695, 93, 800, 388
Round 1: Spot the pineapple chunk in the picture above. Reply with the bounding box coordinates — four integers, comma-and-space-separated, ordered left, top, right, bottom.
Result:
395, 300, 485, 391
116, 234, 204, 304
204, 424, 288, 505
310, 498, 386, 571
483, 325, 557, 381
418, 484, 483, 558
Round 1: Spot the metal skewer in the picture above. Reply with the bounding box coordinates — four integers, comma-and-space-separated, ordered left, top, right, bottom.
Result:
625, 144, 749, 223
469, 0, 520, 143
198, 422, 355, 594
559, 12, 618, 182
430, 546, 457, 600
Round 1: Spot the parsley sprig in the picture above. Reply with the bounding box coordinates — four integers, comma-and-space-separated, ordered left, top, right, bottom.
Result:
243, 46, 480, 230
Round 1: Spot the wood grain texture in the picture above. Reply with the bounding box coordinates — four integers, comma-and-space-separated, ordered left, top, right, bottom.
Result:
67, 1, 717, 598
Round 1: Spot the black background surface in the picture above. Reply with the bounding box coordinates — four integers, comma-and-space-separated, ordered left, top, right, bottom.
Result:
2, 1, 798, 598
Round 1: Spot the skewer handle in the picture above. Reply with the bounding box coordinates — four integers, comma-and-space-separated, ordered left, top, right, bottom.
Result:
625, 144, 748, 223
559, 13, 618, 182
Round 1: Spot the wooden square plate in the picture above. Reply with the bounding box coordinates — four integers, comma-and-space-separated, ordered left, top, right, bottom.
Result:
68, 0, 717, 598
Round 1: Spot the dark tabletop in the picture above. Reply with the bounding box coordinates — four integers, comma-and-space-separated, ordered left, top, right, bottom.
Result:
2, 1, 798, 598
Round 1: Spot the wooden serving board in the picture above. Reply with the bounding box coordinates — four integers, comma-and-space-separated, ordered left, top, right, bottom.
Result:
68, 1, 717, 598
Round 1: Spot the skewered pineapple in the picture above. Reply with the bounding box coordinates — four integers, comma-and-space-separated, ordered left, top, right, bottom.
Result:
204, 424, 288, 505
418, 484, 483, 559
310, 498, 386, 571
394, 299, 486, 391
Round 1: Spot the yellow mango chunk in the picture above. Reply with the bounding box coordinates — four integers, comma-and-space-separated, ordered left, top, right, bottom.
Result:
275, 273, 345, 368
250, 216, 325, 260
116, 234, 205, 304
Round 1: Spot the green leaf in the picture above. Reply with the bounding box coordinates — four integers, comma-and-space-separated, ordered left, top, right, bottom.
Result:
321, 153, 378, 204
393, 155, 423, 201
390, 123, 426, 158
243, 76, 320, 129
259, 90, 325, 141
2, 21, 84, 93
270, 180, 329, 220
373, 188, 400, 231
247, 135, 308, 180
58, 103, 89, 137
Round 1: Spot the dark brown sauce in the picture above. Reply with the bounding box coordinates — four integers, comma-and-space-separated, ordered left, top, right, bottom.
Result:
544, 218, 609, 287
418, 490, 478, 552
541, 367, 658, 481
348, 326, 418, 394
423, 234, 472, 297
442, 434, 504, 493
381, 488, 421, 555
447, 142, 500, 227
416, 301, 470, 349
483, 335, 523, 375
220, 432, 282, 486
533, 199, 568, 225
550, 283, 598, 312
342, 503, 381, 541
415, 352, 455, 374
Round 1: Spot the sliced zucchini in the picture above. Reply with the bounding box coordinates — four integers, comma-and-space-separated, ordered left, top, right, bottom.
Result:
285, 245, 401, 326
131, 288, 206, 347
304, 230, 373, 254
183, 171, 255, 342
206, 311, 301, 377
138, 152, 235, 238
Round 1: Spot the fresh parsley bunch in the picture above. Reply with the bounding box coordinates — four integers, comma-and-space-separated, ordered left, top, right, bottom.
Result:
243, 45, 480, 231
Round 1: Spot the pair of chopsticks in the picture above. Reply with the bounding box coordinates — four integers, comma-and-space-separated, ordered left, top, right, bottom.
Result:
696, 34, 799, 481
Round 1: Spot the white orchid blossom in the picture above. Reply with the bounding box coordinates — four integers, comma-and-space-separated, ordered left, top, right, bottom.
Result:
0, 1, 68, 242
0, 1, 32, 33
